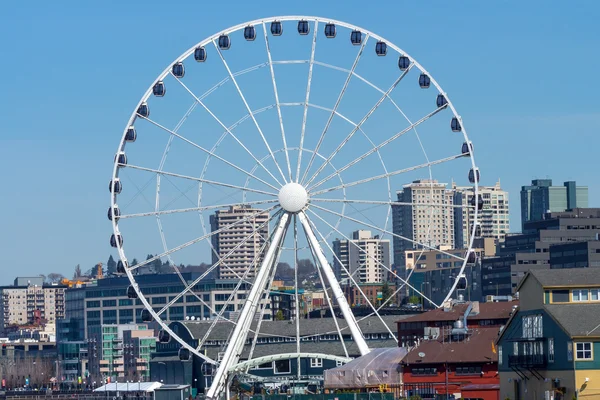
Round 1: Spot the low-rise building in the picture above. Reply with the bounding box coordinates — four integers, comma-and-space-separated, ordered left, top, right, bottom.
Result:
498, 269, 600, 399
151, 315, 406, 394
396, 300, 516, 348
401, 328, 500, 400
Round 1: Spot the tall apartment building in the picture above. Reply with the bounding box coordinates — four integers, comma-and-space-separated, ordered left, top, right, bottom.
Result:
520, 179, 588, 230
453, 180, 510, 248
392, 180, 455, 266
87, 324, 156, 383
0, 277, 65, 335
332, 230, 391, 284
210, 205, 270, 279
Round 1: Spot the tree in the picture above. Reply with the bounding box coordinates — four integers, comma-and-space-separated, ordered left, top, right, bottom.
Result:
275, 309, 285, 321
106, 255, 117, 275
297, 259, 315, 276
408, 295, 421, 305
73, 264, 82, 279
380, 281, 393, 305
275, 262, 293, 279
47, 273, 65, 283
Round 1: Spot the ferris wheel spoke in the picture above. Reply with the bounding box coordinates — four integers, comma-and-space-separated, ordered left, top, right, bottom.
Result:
309, 153, 464, 196
303, 63, 414, 188
292, 215, 301, 362
155, 209, 281, 316
310, 198, 474, 209
120, 199, 279, 219
138, 115, 279, 191
262, 23, 293, 182
310, 203, 463, 262
302, 212, 398, 339
300, 35, 370, 185
196, 226, 276, 350
130, 205, 278, 273
306, 208, 439, 309
295, 20, 319, 183
123, 164, 277, 197
212, 40, 288, 184
307, 104, 445, 192
308, 233, 349, 358
172, 75, 284, 188
297, 211, 370, 355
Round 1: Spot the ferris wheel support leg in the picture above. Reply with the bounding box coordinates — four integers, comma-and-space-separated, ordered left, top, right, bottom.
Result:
297, 211, 370, 356
206, 213, 290, 400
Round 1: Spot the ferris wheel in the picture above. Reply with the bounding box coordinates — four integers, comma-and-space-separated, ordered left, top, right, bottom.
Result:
108, 16, 479, 398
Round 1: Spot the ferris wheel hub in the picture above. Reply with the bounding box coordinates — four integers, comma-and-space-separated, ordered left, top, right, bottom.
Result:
278, 182, 308, 213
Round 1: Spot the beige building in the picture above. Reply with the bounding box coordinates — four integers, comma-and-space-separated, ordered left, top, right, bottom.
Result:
333, 230, 391, 284
392, 180, 456, 265
0, 277, 65, 335
210, 205, 270, 279
452, 180, 510, 248
404, 239, 496, 271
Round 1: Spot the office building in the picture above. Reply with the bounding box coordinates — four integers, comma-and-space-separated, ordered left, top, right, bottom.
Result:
0, 277, 65, 335
210, 206, 270, 279
61, 274, 263, 343
453, 180, 510, 248
482, 208, 600, 297
498, 269, 600, 400
392, 180, 455, 266
520, 179, 588, 230
332, 230, 391, 284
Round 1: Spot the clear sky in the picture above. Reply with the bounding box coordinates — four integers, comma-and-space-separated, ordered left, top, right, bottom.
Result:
0, 1, 598, 284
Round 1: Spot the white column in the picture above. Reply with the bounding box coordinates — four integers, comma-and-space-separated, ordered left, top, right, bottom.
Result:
297, 211, 370, 355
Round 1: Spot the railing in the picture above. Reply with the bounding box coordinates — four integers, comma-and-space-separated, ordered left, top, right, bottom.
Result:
509, 354, 547, 367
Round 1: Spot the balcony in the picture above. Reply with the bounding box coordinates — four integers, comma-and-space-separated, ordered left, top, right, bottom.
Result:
99, 360, 109, 365
99, 367, 110, 373
114, 358, 124, 365
508, 354, 547, 368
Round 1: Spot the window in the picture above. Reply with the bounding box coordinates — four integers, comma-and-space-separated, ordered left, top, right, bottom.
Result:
310, 358, 323, 368
412, 367, 437, 376
548, 338, 554, 363
252, 362, 272, 370
336, 360, 344, 367
498, 345, 503, 366
573, 290, 589, 302
455, 366, 482, 375
522, 315, 543, 338
551, 290, 569, 303
576, 343, 593, 360
591, 289, 600, 301
513, 342, 519, 356
274, 359, 291, 374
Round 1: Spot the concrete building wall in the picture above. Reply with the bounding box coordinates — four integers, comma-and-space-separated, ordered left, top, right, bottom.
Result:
209, 205, 270, 280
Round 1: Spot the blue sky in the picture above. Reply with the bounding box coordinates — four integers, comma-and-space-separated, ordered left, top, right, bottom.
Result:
0, 1, 598, 284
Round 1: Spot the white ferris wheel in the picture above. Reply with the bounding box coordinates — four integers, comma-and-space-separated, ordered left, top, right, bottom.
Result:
108, 16, 480, 398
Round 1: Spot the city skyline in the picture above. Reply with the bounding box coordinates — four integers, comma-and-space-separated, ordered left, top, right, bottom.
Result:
1, 1, 599, 283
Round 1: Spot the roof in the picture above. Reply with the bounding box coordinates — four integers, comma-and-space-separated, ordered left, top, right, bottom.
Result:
524, 268, 600, 289
94, 382, 162, 392
181, 315, 405, 339
396, 302, 516, 324
544, 303, 600, 337
402, 328, 499, 365
462, 384, 500, 390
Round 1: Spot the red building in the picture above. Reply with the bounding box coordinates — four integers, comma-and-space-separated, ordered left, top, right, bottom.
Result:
396, 300, 517, 347
401, 327, 500, 400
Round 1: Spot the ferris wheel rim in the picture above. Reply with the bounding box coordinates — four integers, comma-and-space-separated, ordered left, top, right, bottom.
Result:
108, 15, 480, 389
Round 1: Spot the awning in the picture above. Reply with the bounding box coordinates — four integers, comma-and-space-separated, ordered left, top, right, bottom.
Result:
94, 382, 162, 393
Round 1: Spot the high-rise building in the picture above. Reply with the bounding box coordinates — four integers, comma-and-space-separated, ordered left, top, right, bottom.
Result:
453, 180, 510, 248
392, 180, 455, 266
520, 179, 588, 230
332, 230, 391, 284
0, 277, 65, 335
210, 205, 270, 279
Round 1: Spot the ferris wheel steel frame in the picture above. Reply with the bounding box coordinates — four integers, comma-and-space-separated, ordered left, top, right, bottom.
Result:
109, 15, 480, 400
